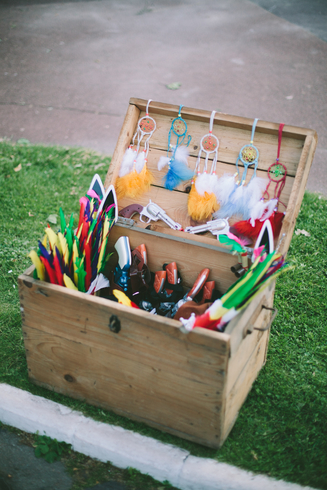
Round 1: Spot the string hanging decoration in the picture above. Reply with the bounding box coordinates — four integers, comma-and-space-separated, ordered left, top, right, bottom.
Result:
187, 110, 220, 221
214, 118, 267, 220
158, 104, 193, 191
233, 123, 287, 240
115, 99, 155, 199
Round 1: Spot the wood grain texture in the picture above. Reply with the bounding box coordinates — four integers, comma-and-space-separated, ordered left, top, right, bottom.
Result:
107, 224, 238, 292
129, 98, 316, 139
19, 274, 229, 447
220, 329, 269, 446
224, 280, 275, 357
279, 134, 317, 256
133, 112, 304, 177
104, 102, 140, 189
18, 98, 317, 449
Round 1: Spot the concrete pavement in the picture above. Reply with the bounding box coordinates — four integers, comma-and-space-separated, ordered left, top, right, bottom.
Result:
0, 384, 319, 490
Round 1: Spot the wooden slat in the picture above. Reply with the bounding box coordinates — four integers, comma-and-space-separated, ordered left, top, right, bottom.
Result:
224, 280, 275, 357
19, 272, 230, 447
18, 275, 230, 354
279, 134, 317, 256
133, 111, 304, 177
104, 102, 141, 189
129, 98, 315, 139
220, 329, 269, 446
106, 225, 238, 292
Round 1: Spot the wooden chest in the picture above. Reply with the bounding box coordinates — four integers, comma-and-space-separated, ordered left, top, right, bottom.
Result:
18, 98, 317, 448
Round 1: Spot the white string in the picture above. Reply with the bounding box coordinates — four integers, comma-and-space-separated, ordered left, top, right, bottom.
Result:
146, 99, 152, 115
209, 110, 216, 133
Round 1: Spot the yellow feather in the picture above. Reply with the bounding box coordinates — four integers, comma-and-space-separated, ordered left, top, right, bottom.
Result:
72, 241, 79, 286
45, 227, 62, 255
63, 273, 78, 290
115, 165, 154, 199
187, 183, 219, 221
113, 289, 132, 307
28, 250, 46, 281
58, 233, 69, 266
42, 234, 47, 249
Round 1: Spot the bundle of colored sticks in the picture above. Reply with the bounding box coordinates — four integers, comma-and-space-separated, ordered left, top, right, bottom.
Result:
180, 250, 292, 332
29, 191, 116, 294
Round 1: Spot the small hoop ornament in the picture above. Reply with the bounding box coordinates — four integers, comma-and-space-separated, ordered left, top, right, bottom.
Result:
139, 115, 156, 134
267, 161, 287, 184
236, 118, 259, 184
115, 99, 155, 199
172, 117, 187, 137
158, 104, 193, 191
187, 111, 220, 221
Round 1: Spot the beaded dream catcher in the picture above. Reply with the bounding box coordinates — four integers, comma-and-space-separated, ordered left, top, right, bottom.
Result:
214, 118, 267, 220
158, 104, 193, 190
115, 99, 155, 199
233, 123, 287, 240
187, 111, 220, 221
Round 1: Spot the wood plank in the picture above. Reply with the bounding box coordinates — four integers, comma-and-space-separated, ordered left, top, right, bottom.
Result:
224, 280, 275, 357
220, 329, 269, 446
24, 327, 223, 446
18, 274, 230, 355
279, 134, 317, 256
106, 224, 238, 292
129, 98, 315, 139
104, 102, 140, 189
131, 112, 304, 177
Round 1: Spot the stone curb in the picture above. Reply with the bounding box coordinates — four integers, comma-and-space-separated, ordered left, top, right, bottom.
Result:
0, 384, 316, 490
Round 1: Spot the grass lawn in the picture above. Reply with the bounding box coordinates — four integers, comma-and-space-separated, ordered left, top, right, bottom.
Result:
0, 139, 326, 489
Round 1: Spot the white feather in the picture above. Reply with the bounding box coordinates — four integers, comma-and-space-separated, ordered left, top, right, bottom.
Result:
174, 145, 189, 165
250, 199, 267, 226
245, 177, 268, 210
208, 173, 219, 193
158, 156, 171, 171
231, 183, 245, 203
119, 147, 136, 177
195, 173, 211, 195
214, 174, 236, 205
135, 150, 146, 173
260, 198, 278, 221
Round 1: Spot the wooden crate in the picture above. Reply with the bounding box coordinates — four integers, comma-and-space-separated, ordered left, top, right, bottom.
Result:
18, 98, 317, 448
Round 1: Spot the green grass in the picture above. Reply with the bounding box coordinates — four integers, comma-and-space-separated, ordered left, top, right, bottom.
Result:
1, 140, 326, 489
1, 422, 178, 490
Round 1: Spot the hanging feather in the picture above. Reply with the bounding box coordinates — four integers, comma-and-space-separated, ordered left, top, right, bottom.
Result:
116, 100, 157, 198
158, 156, 170, 171
260, 198, 279, 221
245, 177, 268, 214
249, 199, 267, 226
163, 146, 194, 191
232, 211, 285, 243
188, 173, 219, 221
119, 146, 137, 177
159, 106, 193, 190
135, 150, 146, 173
115, 169, 142, 200
135, 150, 154, 194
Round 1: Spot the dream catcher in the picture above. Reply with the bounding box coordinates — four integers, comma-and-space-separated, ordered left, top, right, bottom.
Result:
214, 118, 267, 220
115, 99, 155, 199
158, 104, 193, 190
233, 123, 287, 240
187, 111, 220, 221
